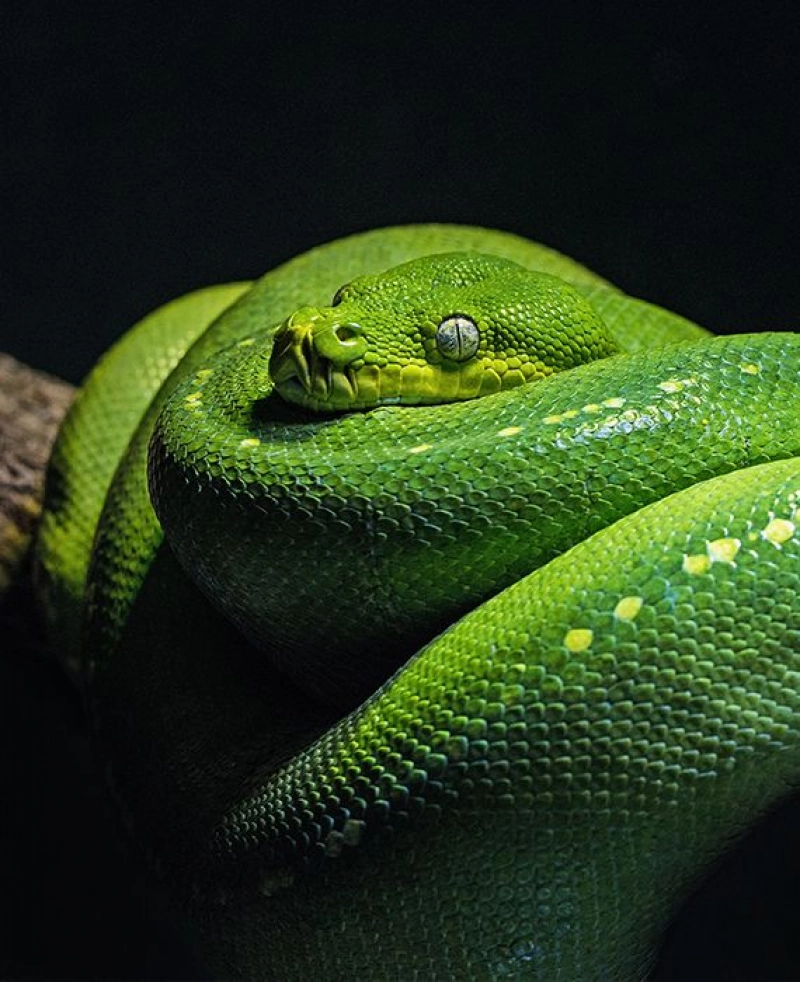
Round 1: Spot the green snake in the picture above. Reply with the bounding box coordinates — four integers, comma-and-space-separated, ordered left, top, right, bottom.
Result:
34, 224, 800, 980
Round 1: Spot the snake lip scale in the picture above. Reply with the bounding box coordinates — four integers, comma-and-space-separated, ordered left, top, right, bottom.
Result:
33, 224, 800, 981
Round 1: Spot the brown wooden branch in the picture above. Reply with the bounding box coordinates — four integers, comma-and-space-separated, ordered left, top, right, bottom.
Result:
0, 353, 75, 593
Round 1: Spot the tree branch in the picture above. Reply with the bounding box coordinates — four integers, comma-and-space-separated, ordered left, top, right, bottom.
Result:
0, 353, 75, 593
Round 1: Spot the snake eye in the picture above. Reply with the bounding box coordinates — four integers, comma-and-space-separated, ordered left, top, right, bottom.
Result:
435, 314, 480, 362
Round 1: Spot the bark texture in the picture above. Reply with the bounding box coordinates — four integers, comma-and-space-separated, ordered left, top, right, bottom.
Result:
0, 353, 74, 593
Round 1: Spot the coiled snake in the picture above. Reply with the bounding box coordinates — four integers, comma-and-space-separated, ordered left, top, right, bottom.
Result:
35, 225, 800, 979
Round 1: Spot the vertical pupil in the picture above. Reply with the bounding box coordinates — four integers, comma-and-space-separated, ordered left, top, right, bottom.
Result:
437, 315, 477, 360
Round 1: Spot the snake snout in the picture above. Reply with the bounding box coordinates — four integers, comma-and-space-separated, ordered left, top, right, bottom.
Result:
270, 312, 367, 407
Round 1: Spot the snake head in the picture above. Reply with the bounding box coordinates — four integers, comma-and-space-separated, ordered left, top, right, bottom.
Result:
269, 253, 618, 411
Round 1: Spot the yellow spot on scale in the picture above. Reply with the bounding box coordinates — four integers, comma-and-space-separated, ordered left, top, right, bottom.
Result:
707, 537, 741, 564
564, 628, 593, 652
614, 596, 643, 621
657, 377, 697, 394
740, 362, 760, 375
602, 397, 626, 408
685, 537, 741, 575
195, 368, 214, 380
762, 518, 795, 546
408, 443, 433, 454
498, 426, 522, 437
683, 553, 711, 575
184, 392, 202, 403
240, 438, 261, 448
543, 409, 580, 425
582, 403, 601, 414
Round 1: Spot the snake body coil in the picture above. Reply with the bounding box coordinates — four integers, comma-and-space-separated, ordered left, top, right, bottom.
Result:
36, 225, 800, 980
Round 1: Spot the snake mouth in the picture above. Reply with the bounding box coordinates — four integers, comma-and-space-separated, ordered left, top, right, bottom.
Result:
276, 366, 360, 407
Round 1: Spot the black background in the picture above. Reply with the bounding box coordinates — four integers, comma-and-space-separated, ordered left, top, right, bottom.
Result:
3, 3, 800, 979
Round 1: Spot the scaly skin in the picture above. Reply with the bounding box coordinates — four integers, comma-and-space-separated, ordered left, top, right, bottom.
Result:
36, 225, 800, 980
